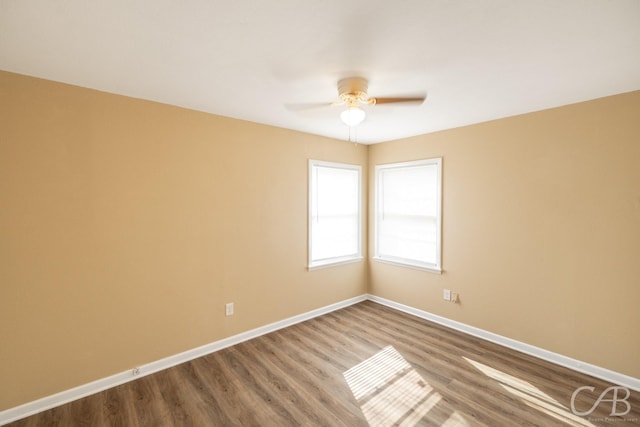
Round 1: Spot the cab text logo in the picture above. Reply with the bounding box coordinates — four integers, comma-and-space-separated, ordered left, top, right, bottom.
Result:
570, 386, 631, 417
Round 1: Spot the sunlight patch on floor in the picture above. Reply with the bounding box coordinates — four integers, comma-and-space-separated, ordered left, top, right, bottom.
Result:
441, 410, 471, 427
344, 346, 465, 426
463, 357, 597, 427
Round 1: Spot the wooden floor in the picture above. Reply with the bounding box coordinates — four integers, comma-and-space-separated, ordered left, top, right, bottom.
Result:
8, 301, 639, 426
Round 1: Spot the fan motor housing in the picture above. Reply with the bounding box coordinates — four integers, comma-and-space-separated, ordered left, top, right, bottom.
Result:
338, 77, 368, 102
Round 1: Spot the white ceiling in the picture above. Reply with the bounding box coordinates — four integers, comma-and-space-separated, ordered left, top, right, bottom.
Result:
1, 1, 639, 144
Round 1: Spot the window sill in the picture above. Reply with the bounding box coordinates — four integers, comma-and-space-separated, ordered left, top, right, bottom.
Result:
308, 257, 364, 271
372, 257, 442, 274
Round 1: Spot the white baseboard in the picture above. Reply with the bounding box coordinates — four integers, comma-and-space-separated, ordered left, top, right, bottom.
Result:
367, 294, 640, 392
0, 295, 367, 426
3, 292, 638, 425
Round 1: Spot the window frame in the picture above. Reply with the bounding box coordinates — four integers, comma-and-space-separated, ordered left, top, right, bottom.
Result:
308, 159, 363, 270
374, 158, 443, 273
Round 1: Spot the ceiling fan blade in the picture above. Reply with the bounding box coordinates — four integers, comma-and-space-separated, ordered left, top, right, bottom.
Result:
284, 102, 334, 111
370, 96, 426, 105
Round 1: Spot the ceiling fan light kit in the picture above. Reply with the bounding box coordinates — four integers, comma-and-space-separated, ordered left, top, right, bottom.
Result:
341, 106, 366, 126
338, 77, 368, 127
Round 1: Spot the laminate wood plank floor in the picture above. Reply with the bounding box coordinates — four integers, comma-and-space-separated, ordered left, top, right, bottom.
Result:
8, 301, 639, 426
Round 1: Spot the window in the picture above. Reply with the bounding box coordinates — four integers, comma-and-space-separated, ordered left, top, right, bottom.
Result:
374, 158, 442, 272
309, 160, 362, 269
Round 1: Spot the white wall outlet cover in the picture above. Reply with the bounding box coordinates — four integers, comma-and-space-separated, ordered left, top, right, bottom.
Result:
225, 303, 234, 316
443, 289, 451, 301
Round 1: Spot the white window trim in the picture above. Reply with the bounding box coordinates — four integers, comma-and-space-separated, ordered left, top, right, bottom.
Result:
373, 158, 443, 273
308, 160, 363, 270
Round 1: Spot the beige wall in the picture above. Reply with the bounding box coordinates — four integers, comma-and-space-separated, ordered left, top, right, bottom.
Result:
1, 69, 638, 412
369, 90, 640, 379
0, 71, 368, 410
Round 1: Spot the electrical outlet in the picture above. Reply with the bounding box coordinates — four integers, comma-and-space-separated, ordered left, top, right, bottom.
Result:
132, 367, 140, 376
443, 289, 451, 301
225, 302, 234, 316
451, 292, 459, 303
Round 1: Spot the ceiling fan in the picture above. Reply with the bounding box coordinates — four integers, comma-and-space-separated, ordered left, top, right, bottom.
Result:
288, 77, 426, 126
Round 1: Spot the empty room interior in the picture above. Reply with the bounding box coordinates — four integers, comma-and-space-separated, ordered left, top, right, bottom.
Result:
1, 1, 639, 426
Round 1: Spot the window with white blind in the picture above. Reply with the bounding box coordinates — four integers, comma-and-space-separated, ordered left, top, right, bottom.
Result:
309, 160, 362, 269
374, 158, 442, 272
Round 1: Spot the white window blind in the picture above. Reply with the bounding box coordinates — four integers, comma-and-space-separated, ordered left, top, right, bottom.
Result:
309, 160, 362, 269
375, 158, 442, 272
